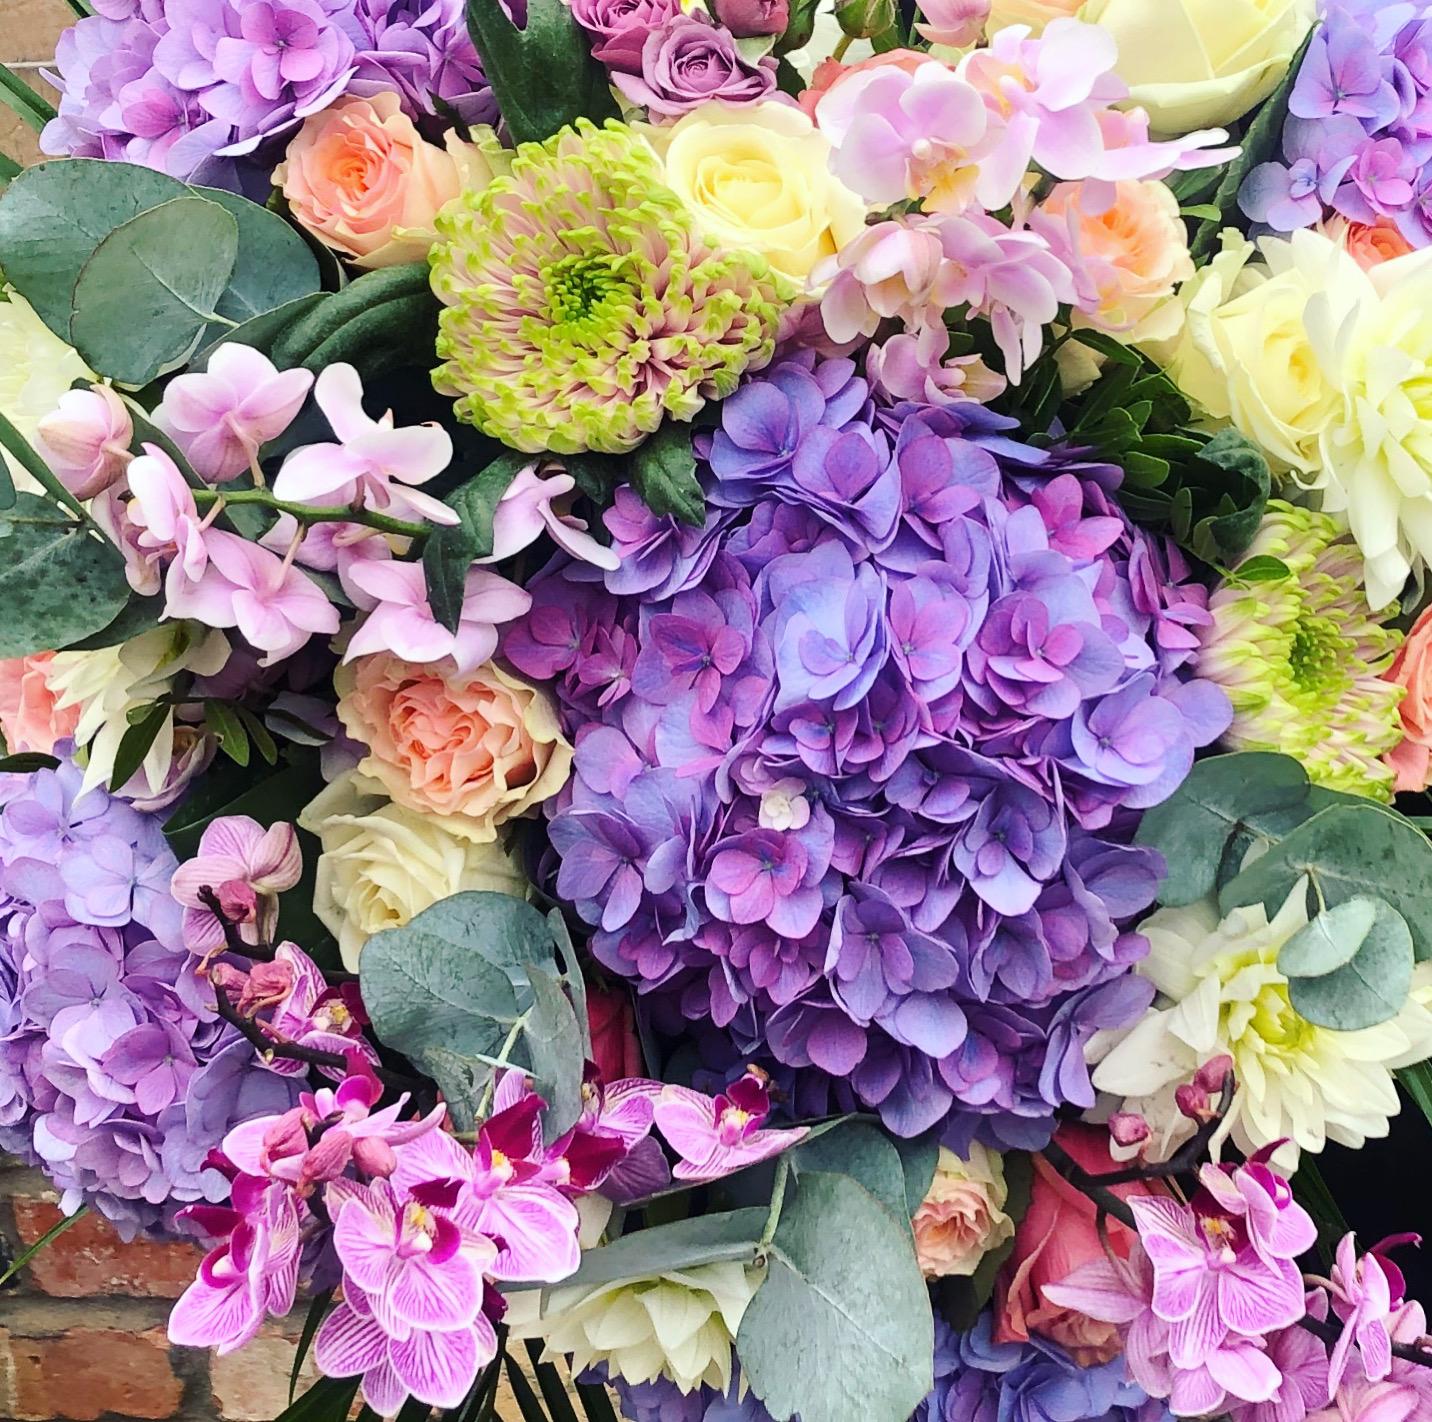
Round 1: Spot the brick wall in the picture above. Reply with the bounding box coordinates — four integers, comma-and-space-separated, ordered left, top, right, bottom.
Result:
0, 1159, 323, 1422
1, 0, 71, 167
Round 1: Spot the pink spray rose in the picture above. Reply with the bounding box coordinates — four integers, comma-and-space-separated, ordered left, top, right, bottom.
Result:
1384, 605, 1432, 792
0, 653, 79, 754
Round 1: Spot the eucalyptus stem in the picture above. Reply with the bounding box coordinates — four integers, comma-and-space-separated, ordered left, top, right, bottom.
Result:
475, 1013, 530, 1121
757, 1156, 791, 1257
191, 487, 431, 542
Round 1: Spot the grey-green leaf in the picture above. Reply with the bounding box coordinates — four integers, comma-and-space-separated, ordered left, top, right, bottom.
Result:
791, 1122, 908, 1226
0, 493, 132, 656
554, 1209, 767, 1291
70, 196, 240, 384
192, 186, 322, 325
737, 1172, 933, 1422
1284, 896, 1415, 1031
524, 962, 585, 1144
1220, 802, 1432, 963
0, 158, 189, 337
896, 1134, 939, 1221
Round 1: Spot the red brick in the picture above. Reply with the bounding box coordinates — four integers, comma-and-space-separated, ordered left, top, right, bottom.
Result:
3, 1326, 186, 1421
12, 1197, 205, 1299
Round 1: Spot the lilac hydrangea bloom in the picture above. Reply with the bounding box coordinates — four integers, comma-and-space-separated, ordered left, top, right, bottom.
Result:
503, 354, 1228, 1149
0, 752, 300, 1238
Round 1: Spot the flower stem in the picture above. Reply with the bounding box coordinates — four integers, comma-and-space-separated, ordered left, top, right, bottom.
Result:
190, 487, 432, 542
831, 34, 853, 60
757, 1155, 791, 1258
0, 1207, 88, 1289
475, 1014, 530, 1121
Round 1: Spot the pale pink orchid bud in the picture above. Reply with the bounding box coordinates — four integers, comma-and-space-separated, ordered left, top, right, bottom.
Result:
1175, 1081, 1211, 1122
1107, 1112, 1149, 1149
1194, 1053, 1235, 1095
298, 1130, 355, 1191
35, 385, 134, 501
217, 878, 261, 926
351, 1135, 398, 1179
914, 0, 990, 47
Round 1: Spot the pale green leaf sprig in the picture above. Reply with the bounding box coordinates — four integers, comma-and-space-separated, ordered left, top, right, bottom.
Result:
1197, 499, 1406, 800
429, 118, 791, 457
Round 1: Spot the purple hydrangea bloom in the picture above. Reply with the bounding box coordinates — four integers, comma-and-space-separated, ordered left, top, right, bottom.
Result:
0, 752, 300, 1239
503, 354, 1228, 1148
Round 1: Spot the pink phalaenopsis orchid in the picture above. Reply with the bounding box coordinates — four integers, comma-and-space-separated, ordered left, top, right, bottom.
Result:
126, 445, 214, 592
342, 558, 531, 674
35, 385, 133, 501
482, 464, 620, 570
914, 0, 989, 47
272, 364, 459, 527
171, 815, 303, 953
1326, 1234, 1395, 1395
652, 1067, 807, 1182
157, 344, 314, 483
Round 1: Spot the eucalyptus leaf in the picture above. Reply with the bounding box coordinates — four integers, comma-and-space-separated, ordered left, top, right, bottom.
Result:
191, 185, 322, 325
896, 1134, 940, 1221
0, 493, 132, 657
1220, 803, 1432, 963
0, 159, 189, 336
1283, 896, 1415, 1031
62, 590, 163, 651
525, 962, 585, 1144
554, 1208, 766, 1291
791, 1122, 908, 1226
70, 196, 239, 384
737, 1172, 933, 1422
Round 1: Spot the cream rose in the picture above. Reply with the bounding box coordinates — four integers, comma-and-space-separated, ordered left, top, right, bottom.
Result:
301, 773, 532, 969
912, 1144, 1015, 1280
1158, 228, 1360, 477
275, 94, 507, 270
646, 101, 868, 281
986, 0, 1081, 32
1080, 0, 1317, 136
335, 653, 572, 840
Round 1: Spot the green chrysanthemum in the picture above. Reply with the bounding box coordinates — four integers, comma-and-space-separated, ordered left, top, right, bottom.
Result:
1197, 500, 1406, 800
429, 118, 792, 456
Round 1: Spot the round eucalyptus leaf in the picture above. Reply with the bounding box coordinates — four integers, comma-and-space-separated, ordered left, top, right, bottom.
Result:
1286, 897, 1415, 1032
1279, 896, 1380, 979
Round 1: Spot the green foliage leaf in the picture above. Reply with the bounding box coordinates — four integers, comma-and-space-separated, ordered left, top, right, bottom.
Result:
896, 1133, 939, 1220
0, 63, 58, 133
191, 185, 321, 327
0, 752, 60, 774
197, 291, 329, 367
1281, 896, 1415, 1031
0, 491, 131, 657
629, 423, 705, 528
204, 700, 251, 768
738, 1171, 933, 1422
559, 1208, 767, 1290
1398, 1060, 1432, 1131
465, 0, 619, 145
423, 450, 531, 631
272, 1375, 361, 1422
62, 590, 163, 651
1184, 430, 1273, 566
0, 160, 190, 338
791, 1121, 908, 1225
1134, 751, 1311, 906
110, 702, 169, 792
1228, 554, 1291, 583
290, 1289, 334, 1404
524, 961, 585, 1144
70, 196, 239, 384
1220, 803, 1432, 965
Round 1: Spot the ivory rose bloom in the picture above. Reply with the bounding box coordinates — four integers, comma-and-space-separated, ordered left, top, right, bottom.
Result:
1386, 606, 1432, 793
0, 653, 79, 754
1080, 0, 1317, 136
984, 0, 1080, 33
993, 1123, 1165, 1366
275, 94, 507, 270
336, 653, 573, 840
911, 1144, 1014, 1280
1041, 179, 1193, 340
646, 101, 868, 281
301, 773, 532, 969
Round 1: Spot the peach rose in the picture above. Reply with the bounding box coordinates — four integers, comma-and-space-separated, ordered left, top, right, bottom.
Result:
0, 653, 79, 754
335, 653, 573, 839
1318, 216, 1415, 272
799, 48, 927, 119
993, 1123, 1167, 1366
1040, 179, 1194, 341
1386, 605, 1432, 793
275, 94, 507, 270
912, 1144, 1015, 1280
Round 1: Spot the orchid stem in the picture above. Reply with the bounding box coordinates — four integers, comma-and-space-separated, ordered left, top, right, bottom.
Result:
757, 1156, 791, 1258
190, 487, 431, 542
475, 1014, 530, 1121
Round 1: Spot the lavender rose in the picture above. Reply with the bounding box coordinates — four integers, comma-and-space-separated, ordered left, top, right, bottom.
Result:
615, 14, 778, 118
567, 0, 687, 73
710, 0, 790, 36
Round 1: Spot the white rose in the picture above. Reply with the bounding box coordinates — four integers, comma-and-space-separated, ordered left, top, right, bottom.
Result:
300, 772, 531, 969
1080, 0, 1317, 135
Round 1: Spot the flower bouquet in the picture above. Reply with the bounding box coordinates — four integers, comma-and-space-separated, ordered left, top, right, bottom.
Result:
4, 0, 1432, 1420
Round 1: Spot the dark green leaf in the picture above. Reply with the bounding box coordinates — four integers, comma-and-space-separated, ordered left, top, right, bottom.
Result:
558, 1209, 767, 1290
0, 752, 60, 773
1283, 896, 1415, 1031
0, 64, 57, 132
1228, 554, 1291, 583
465, 0, 619, 145
1220, 802, 1432, 962
235, 705, 279, 765
524, 961, 585, 1144
110, 702, 169, 792
791, 1122, 908, 1225
70, 196, 239, 384
0, 148, 21, 185
423, 450, 531, 632
163, 748, 326, 860
504, 1354, 553, 1422
272, 1375, 361, 1422
1398, 1060, 1432, 1132
205, 700, 251, 768
0, 491, 132, 656
775, 0, 821, 53
628, 423, 705, 528
62, 590, 163, 650
290, 1288, 334, 1403
1069, 327, 1141, 366
737, 1172, 933, 1422
575, 1380, 619, 1422
523, 1341, 581, 1422
196, 291, 329, 367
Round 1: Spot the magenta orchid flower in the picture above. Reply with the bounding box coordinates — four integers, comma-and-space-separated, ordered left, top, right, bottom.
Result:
1326, 1233, 1395, 1394
171, 815, 303, 953
652, 1067, 807, 1182
482, 464, 620, 571
272, 364, 459, 527
157, 343, 314, 483
342, 558, 532, 673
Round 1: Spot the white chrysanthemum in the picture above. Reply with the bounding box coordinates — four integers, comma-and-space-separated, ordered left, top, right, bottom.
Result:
507, 1262, 765, 1395
0, 287, 92, 491
1087, 882, 1432, 1169
45, 624, 230, 800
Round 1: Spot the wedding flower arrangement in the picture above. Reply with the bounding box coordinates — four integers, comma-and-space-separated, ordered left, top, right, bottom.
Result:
5, 3, 1432, 1422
